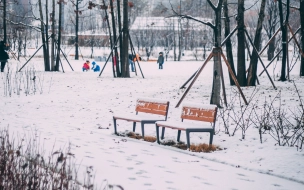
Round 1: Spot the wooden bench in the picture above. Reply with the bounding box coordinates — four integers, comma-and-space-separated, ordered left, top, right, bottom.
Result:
113, 98, 170, 137
155, 103, 217, 149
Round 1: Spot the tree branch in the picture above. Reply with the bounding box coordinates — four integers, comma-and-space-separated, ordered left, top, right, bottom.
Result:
282, 1, 299, 10
206, 0, 216, 10
227, 0, 260, 18
6, 20, 42, 32
168, 0, 215, 29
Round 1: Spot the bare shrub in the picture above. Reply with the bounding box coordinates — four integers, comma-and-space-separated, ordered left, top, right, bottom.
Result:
218, 87, 258, 139
1, 65, 48, 97
143, 136, 157, 142
173, 142, 188, 150
160, 140, 176, 146
189, 143, 218, 153
0, 128, 121, 189
126, 132, 142, 139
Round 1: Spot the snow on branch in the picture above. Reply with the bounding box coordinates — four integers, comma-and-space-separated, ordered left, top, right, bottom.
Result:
6, 20, 42, 33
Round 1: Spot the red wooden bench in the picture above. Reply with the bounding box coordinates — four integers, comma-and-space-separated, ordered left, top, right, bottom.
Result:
155, 103, 217, 148
113, 98, 170, 137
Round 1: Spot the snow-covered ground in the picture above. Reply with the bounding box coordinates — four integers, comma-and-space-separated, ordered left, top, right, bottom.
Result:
0, 55, 303, 189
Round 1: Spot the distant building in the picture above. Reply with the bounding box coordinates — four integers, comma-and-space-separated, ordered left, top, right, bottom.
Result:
130, 17, 213, 49
62, 32, 110, 47
130, 17, 212, 31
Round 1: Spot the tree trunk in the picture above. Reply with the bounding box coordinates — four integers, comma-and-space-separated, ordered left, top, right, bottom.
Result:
55, 1, 62, 71
265, 0, 278, 61
110, 0, 120, 77
120, 0, 129, 78
278, 0, 289, 81
300, 0, 304, 76
102, 0, 114, 77
267, 37, 276, 60
117, 0, 123, 72
209, 0, 223, 107
178, 8, 182, 61
38, 0, 50, 71
247, 0, 266, 86
237, 0, 246, 86
75, 1, 79, 60
223, 0, 236, 86
173, 21, 177, 61
45, 0, 50, 68
51, 0, 55, 70
3, 0, 6, 44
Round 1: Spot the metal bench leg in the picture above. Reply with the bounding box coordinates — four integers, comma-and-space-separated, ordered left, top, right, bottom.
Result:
186, 131, 190, 149
133, 122, 136, 132
209, 131, 214, 145
141, 122, 145, 138
113, 118, 117, 135
156, 125, 160, 144
177, 130, 181, 142
161, 127, 165, 139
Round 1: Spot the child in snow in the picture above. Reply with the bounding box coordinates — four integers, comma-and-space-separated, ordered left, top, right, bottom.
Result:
82, 60, 90, 72
157, 52, 164, 69
91, 61, 100, 72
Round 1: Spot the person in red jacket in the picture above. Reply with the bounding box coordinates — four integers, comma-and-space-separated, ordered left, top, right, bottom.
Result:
82, 60, 90, 72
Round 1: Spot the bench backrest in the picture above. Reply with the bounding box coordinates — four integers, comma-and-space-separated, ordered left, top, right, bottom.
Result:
136, 98, 170, 118
181, 103, 217, 123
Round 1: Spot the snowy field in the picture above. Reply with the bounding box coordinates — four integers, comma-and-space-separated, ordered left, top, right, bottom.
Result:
0, 54, 304, 190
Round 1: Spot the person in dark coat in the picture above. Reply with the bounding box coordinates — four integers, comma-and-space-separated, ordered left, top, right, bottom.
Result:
0, 41, 9, 72
128, 54, 135, 72
157, 52, 164, 69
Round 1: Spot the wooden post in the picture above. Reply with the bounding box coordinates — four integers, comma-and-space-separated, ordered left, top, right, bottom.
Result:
175, 51, 214, 108
215, 48, 227, 107
220, 52, 248, 105
244, 29, 277, 90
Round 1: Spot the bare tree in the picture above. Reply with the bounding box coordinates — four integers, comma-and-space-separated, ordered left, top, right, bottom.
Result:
223, 0, 236, 86
278, 0, 290, 81
109, 0, 120, 77
55, 0, 65, 71
51, 0, 55, 70
236, 0, 246, 86
38, 0, 50, 71
121, 0, 129, 77
300, 0, 304, 76
263, 0, 278, 61
172, 0, 223, 106
69, 0, 84, 60
247, 0, 266, 86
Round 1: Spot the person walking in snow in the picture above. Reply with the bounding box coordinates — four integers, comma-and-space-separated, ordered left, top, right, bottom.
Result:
0, 41, 9, 72
129, 54, 135, 72
157, 52, 164, 69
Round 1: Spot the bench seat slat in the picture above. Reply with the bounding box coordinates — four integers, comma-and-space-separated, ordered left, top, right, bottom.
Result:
156, 121, 213, 131
182, 107, 216, 122
136, 101, 169, 116
114, 114, 165, 122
